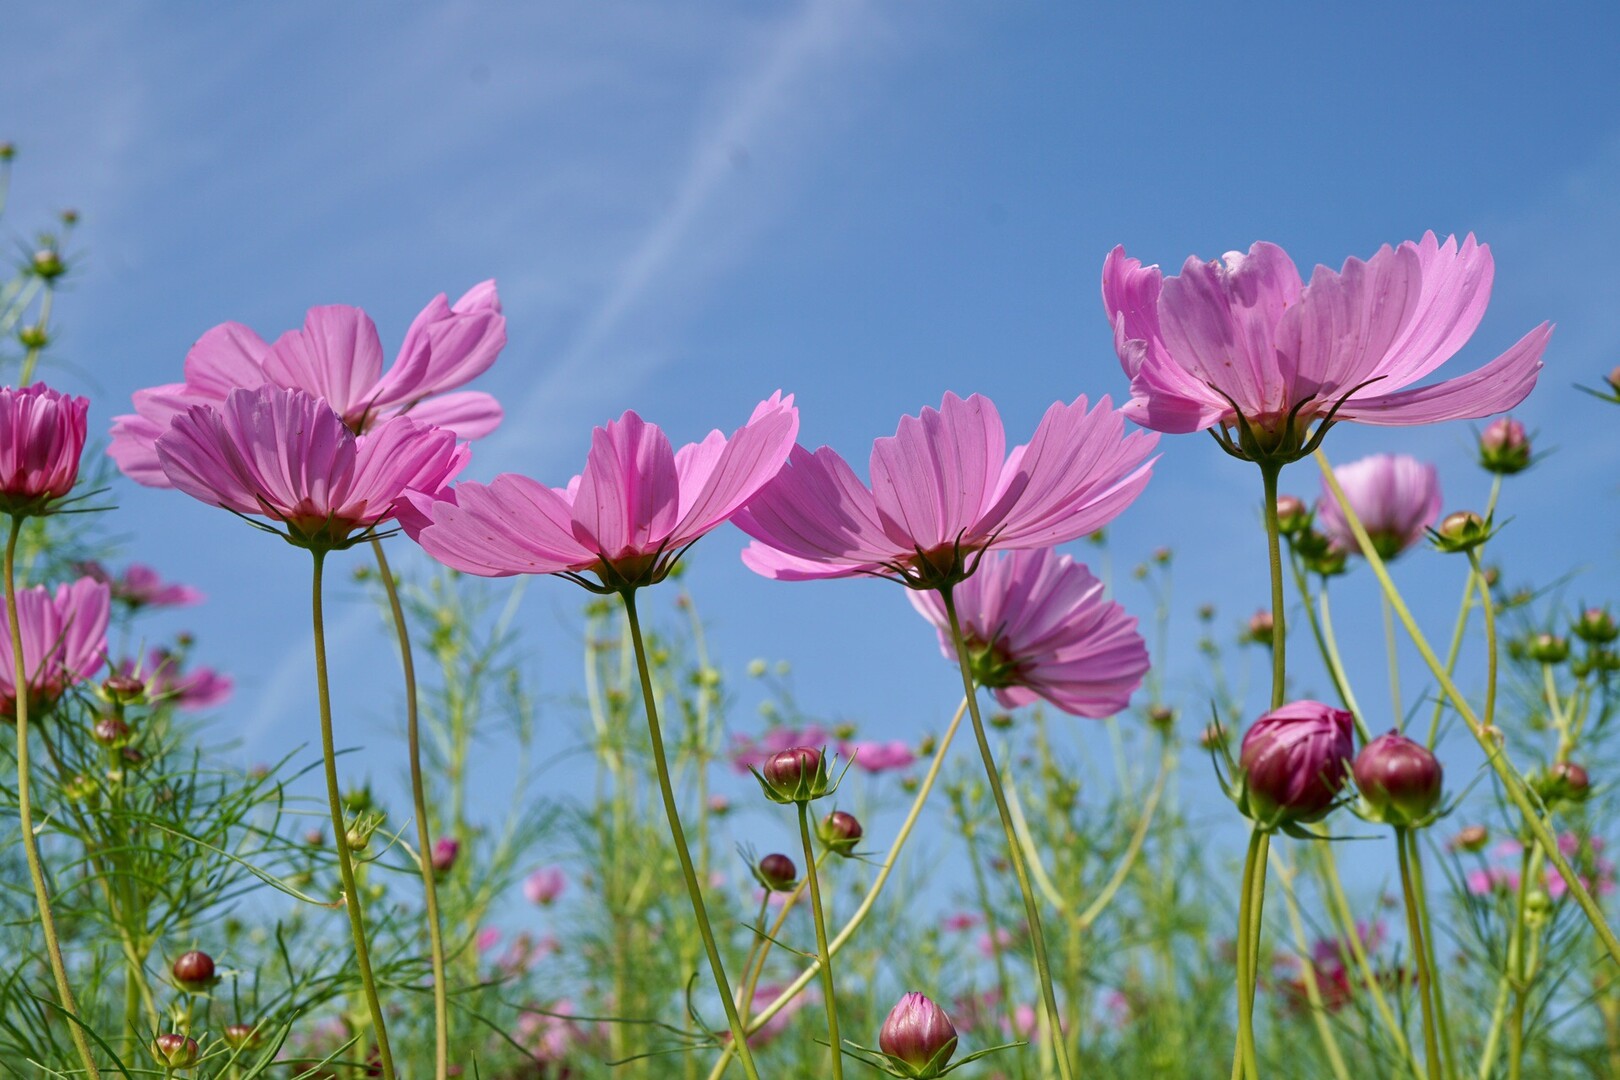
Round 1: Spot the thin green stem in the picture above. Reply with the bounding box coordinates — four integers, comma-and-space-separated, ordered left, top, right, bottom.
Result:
1382, 592, 1403, 728
1271, 847, 1352, 1080
1407, 835, 1455, 1080
19, 284, 53, 386
959, 790, 1024, 1067
310, 549, 395, 1078
370, 539, 449, 1080
621, 590, 760, 1080
1426, 576, 1476, 749
1316, 448, 1620, 965
798, 802, 844, 1080
1232, 829, 1264, 1080
942, 585, 1075, 1080
6, 516, 100, 1077
1398, 828, 1442, 1080
1315, 844, 1419, 1074
1316, 587, 1370, 742
1260, 463, 1287, 709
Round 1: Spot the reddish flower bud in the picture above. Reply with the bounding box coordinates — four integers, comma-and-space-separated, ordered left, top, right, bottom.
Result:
818, 810, 864, 856
102, 672, 147, 705
151, 1033, 200, 1067
1354, 731, 1444, 826
1246, 609, 1275, 646
171, 949, 217, 992
880, 992, 958, 1077
1451, 824, 1489, 853
92, 715, 131, 748
1275, 494, 1309, 535
756, 852, 798, 892
431, 837, 459, 874
1239, 701, 1354, 826
1551, 761, 1591, 802
1479, 417, 1531, 474
758, 746, 829, 803
223, 1023, 261, 1049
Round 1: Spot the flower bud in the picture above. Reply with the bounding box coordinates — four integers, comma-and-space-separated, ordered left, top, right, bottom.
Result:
0, 142, 13, 161
172, 949, 217, 992
755, 852, 798, 892
92, 715, 131, 748
30, 249, 65, 280
17, 324, 47, 350
151, 1033, 200, 1068
1353, 731, 1444, 827
1238, 701, 1354, 827
1550, 761, 1591, 803
1275, 494, 1310, 535
1451, 824, 1489, 853
1527, 633, 1570, 665
1147, 704, 1175, 730
1245, 609, 1275, 646
101, 673, 146, 705
63, 774, 99, 804
879, 992, 959, 1078
431, 837, 459, 875
818, 810, 864, 856
1479, 417, 1531, 474
1526, 887, 1554, 923
988, 712, 1015, 730
757, 746, 830, 803
1199, 721, 1229, 751
60, 208, 79, 226
1433, 510, 1488, 552
523, 866, 567, 905
223, 1023, 261, 1049
1574, 607, 1619, 645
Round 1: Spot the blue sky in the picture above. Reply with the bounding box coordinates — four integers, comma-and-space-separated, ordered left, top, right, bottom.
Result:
4, 3, 1619, 873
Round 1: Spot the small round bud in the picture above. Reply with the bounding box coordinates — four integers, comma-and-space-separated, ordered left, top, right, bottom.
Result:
30, 249, 65, 279
819, 810, 864, 856
707, 794, 731, 815
304, 828, 324, 847
1574, 607, 1619, 645
223, 1023, 261, 1049
1151, 546, 1172, 565
1527, 633, 1570, 665
63, 774, 99, 804
1275, 494, 1310, 535
756, 852, 798, 892
60, 208, 79, 226
1148, 704, 1175, 730
1199, 721, 1229, 751
101, 673, 146, 705
431, 837, 459, 875
1245, 609, 1275, 646
151, 1033, 200, 1068
0, 142, 14, 161
1526, 888, 1554, 920
1353, 731, 1444, 827
759, 746, 826, 803
1479, 417, 1531, 474
1198, 603, 1216, 622
92, 715, 131, 748
1609, 365, 1620, 395
1551, 761, 1591, 802
1434, 510, 1488, 552
16, 324, 47, 350
880, 992, 959, 1078
344, 784, 375, 813
172, 949, 217, 992
1451, 824, 1489, 853
346, 826, 371, 851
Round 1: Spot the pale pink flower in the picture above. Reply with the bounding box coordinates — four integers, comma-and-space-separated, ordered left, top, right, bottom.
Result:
409, 394, 798, 591
729, 723, 832, 773
842, 739, 916, 772
910, 548, 1148, 718
1102, 233, 1549, 454
110, 285, 505, 485
0, 383, 89, 515
76, 562, 204, 608
0, 577, 110, 716
737, 392, 1156, 586
475, 927, 502, 953
155, 386, 466, 550
117, 648, 232, 710
1314, 453, 1441, 560
523, 866, 567, 906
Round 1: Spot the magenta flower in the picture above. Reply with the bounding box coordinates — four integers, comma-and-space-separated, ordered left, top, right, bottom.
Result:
910, 548, 1148, 718
523, 866, 567, 906
118, 648, 233, 710
155, 386, 466, 550
1101, 233, 1550, 459
77, 562, 204, 608
109, 284, 505, 486
842, 739, 916, 773
1238, 700, 1355, 826
737, 393, 1156, 586
0, 577, 110, 716
409, 394, 798, 590
0, 383, 89, 516
1314, 453, 1442, 561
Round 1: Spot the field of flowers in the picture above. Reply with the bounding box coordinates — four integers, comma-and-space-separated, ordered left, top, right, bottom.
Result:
1, 132, 1618, 1080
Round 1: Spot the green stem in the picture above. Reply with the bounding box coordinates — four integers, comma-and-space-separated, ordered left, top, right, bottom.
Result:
19, 284, 53, 386
1398, 828, 1442, 1080
1407, 834, 1455, 1080
942, 586, 1075, 1080
1382, 592, 1403, 727
620, 590, 760, 1080
370, 539, 449, 1080
1316, 587, 1370, 742
6, 516, 100, 1078
1315, 844, 1419, 1074
1232, 829, 1264, 1080
1271, 847, 1351, 1080
1260, 463, 1287, 709
1315, 448, 1620, 965
310, 549, 396, 1078
960, 791, 1024, 1068
798, 802, 844, 1080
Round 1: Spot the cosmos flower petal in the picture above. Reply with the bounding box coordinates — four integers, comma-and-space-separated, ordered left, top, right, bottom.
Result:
669, 391, 798, 547
570, 412, 681, 560
870, 392, 1006, 552
734, 443, 899, 580
259, 305, 387, 422
395, 390, 504, 440
1336, 322, 1550, 426
415, 475, 595, 577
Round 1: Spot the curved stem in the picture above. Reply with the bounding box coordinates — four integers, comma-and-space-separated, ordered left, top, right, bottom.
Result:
311, 549, 396, 1078
959, 791, 1024, 1061
1426, 575, 1476, 749
1260, 463, 1287, 709
6, 516, 100, 1077
1316, 448, 1620, 965
1080, 743, 1172, 930
370, 539, 449, 1080
798, 802, 844, 1080
1397, 828, 1441, 1080
942, 585, 1075, 1080
620, 590, 760, 1080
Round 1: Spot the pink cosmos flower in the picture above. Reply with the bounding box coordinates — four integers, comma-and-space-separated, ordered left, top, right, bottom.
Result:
736, 392, 1156, 586
118, 648, 233, 710
0, 383, 89, 516
729, 723, 833, 773
910, 548, 1149, 718
1314, 453, 1442, 561
110, 285, 505, 485
409, 394, 799, 590
1102, 233, 1550, 458
76, 562, 204, 608
155, 386, 466, 550
523, 866, 567, 906
842, 739, 916, 773
0, 577, 110, 716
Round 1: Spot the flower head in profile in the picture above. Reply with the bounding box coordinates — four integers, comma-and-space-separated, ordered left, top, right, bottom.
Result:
409, 393, 799, 592
1314, 453, 1442, 561
0, 383, 90, 517
76, 562, 204, 609
155, 385, 466, 551
0, 577, 110, 716
1102, 233, 1550, 463
110, 283, 505, 486
910, 548, 1148, 718
736, 392, 1156, 589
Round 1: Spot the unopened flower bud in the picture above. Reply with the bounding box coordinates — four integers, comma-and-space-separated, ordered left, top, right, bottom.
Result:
1433, 510, 1488, 552
223, 1023, 261, 1049
0, 142, 13, 161
1451, 824, 1489, 853
1152, 546, 1172, 565
431, 838, 459, 875
60, 208, 79, 226
172, 949, 217, 992
102, 673, 146, 705
92, 715, 131, 748
1609, 365, 1620, 395
758, 746, 829, 803
17, 324, 47, 350
1238, 701, 1354, 827
1479, 417, 1531, 474
1200, 721, 1229, 751
755, 852, 798, 892
151, 1033, 200, 1067
1148, 704, 1175, 730
30, 249, 65, 279
1574, 607, 1619, 645
1528, 633, 1570, 665
819, 810, 864, 856
63, 774, 99, 804
304, 828, 324, 847
1526, 888, 1554, 921
707, 794, 731, 815
1354, 731, 1444, 827
1245, 609, 1275, 646
1275, 494, 1310, 535
1550, 761, 1591, 802
880, 992, 959, 1078
988, 712, 1015, 730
